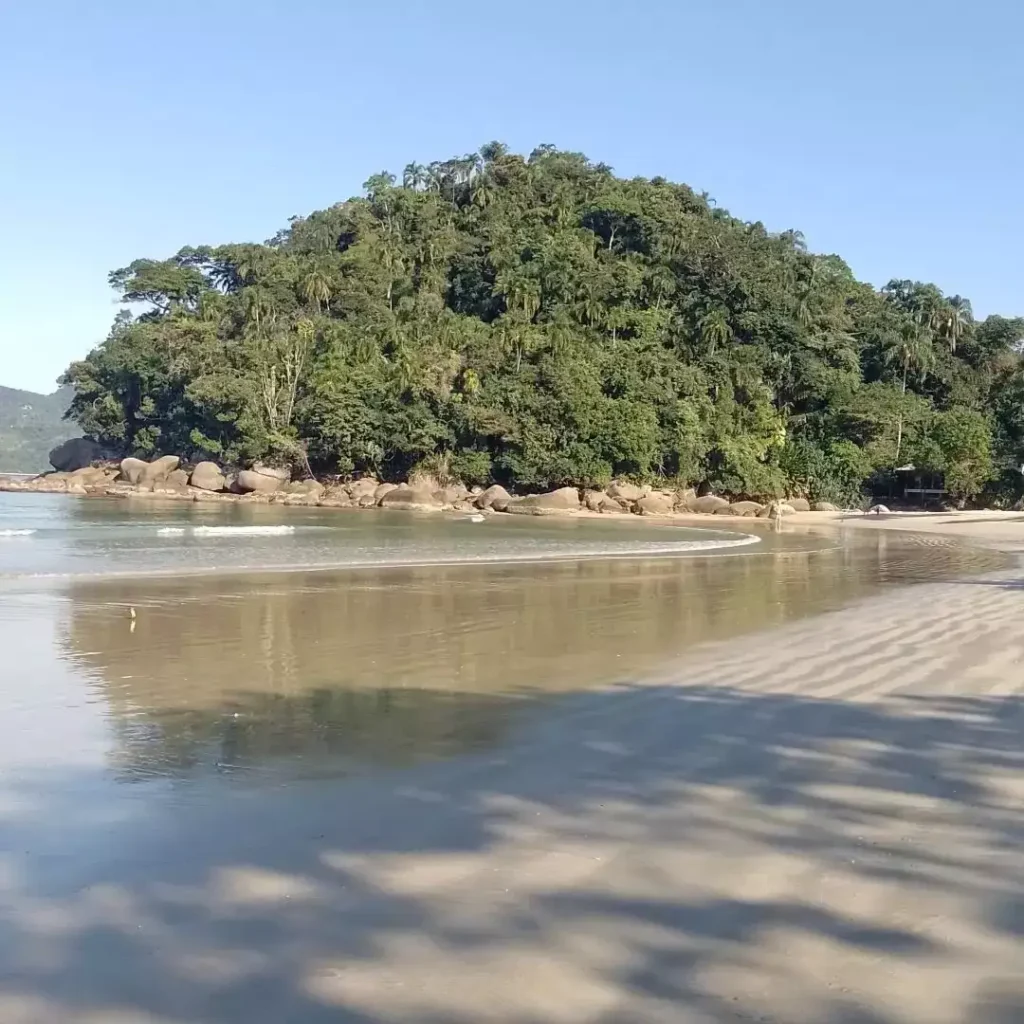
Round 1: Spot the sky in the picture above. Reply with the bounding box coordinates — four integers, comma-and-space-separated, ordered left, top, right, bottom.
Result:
1, 0, 1021, 394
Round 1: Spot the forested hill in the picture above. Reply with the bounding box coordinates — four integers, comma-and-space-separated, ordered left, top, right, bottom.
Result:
0, 386, 74, 473
62, 144, 1024, 505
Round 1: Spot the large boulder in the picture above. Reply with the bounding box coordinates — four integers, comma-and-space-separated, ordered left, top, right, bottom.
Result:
717, 500, 764, 517
151, 468, 190, 494
378, 485, 443, 511
119, 457, 149, 485
235, 468, 287, 494
505, 487, 580, 516
49, 438, 103, 473
28, 473, 70, 493
475, 484, 512, 512
812, 501, 840, 512
348, 477, 380, 500
141, 455, 181, 486
438, 483, 470, 504
690, 494, 730, 515
785, 497, 811, 512
320, 484, 353, 507
674, 488, 699, 511
254, 463, 290, 483
584, 490, 623, 513
190, 461, 226, 492
607, 480, 647, 503
320, 492, 353, 508
634, 493, 675, 516
287, 479, 325, 498
69, 465, 112, 489
281, 479, 325, 505
374, 482, 398, 502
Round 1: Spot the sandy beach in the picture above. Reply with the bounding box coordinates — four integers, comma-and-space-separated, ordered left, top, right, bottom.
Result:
0, 510, 1021, 1022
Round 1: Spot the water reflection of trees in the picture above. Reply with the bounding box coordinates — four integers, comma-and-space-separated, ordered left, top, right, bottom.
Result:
62, 537, 1001, 782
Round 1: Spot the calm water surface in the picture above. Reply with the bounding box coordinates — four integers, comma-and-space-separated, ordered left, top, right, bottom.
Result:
0, 491, 763, 579
0, 491, 1004, 786
0, 492, 1008, 1021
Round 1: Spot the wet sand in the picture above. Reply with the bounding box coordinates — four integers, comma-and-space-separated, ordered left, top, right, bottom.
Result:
0, 520, 1022, 1021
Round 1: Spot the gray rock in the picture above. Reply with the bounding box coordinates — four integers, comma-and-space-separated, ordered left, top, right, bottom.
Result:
49, 438, 103, 473
190, 461, 226, 492
634, 493, 675, 515
607, 480, 647, 502
812, 501, 840, 512
475, 484, 512, 512
150, 468, 190, 494
320, 494, 353, 508
287, 479, 325, 497
252, 463, 290, 482
868, 504, 891, 515
584, 490, 613, 512
439, 483, 470, 503
785, 497, 811, 512
690, 494, 730, 514
674, 488, 699, 511
141, 455, 181, 485
378, 485, 443, 511
348, 477, 380, 500
69, 465, 111, 489
718, 500, 764, 517
235, 469, 286, 493
26, 473, 70, 493
119, 457, 149, 485
505, 487, 580, 516
374, 482, 398, 502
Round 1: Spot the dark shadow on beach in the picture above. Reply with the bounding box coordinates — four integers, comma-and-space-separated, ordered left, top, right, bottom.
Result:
1, 678, 1021, 1023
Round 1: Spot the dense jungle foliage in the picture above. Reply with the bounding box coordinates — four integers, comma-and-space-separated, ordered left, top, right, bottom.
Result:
61, 144, 1024, 504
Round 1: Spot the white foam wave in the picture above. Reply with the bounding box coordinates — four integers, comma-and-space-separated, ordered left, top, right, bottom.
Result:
0, 529, 37, 538
156, 524, 299, 538
192, 525, 296, 537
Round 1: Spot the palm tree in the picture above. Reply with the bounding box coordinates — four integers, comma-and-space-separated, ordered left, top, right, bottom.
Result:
935, 295, 973, 353
883, 321, 935, 465
700, 309, 732, 357
301, 264, 333, 314
885, 321, 935, 394
402, 162, 426, 190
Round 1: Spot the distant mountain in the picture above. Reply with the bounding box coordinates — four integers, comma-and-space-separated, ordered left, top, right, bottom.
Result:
0, 385, 77, 473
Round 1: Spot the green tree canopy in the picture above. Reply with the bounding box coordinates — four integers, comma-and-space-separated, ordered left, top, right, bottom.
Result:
61, 144, 1024, 504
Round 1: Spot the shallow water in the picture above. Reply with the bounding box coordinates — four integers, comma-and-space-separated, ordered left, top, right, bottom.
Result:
0, 493, 1011, 1021
0, 494, 1003, 785
0, 492, 765, 580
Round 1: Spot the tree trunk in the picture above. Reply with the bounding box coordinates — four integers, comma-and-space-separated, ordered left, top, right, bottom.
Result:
894, 360, 908, 467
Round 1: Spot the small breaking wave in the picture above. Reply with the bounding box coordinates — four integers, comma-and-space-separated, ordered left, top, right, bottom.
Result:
157, 525, 298, 537
0, 529, 37, 538
194, 525, 297, 537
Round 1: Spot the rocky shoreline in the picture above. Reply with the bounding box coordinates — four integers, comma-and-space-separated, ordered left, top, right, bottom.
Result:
1, 451, 843, 521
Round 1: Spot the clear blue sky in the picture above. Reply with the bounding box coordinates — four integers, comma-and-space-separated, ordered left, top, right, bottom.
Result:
2, 0, 1021, 393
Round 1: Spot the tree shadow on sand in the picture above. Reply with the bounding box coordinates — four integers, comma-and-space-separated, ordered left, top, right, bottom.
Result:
0, 682, 1022, 1023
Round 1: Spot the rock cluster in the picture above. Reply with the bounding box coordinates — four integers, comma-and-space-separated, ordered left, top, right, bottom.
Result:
3, 452, 847, 524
